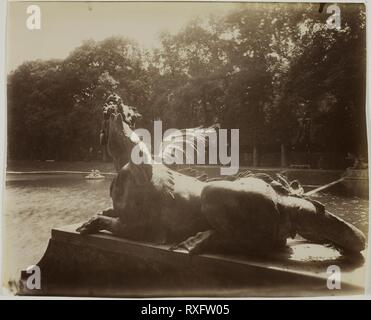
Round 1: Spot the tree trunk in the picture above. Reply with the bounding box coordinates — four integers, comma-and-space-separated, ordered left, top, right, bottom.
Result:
280, 143, 287, 167
102, 146, 108, 162
253, 144, 259, 167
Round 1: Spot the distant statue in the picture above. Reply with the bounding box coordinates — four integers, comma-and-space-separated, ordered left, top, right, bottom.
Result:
346, 153, 368, 170
318, 3, 326, 13
77, 96, 365, 256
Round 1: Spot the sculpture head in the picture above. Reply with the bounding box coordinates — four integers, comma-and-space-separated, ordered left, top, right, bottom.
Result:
281, 194, 366, 253
263, 174, 366, 254
102, 93, 141, 127
100, 94, 142, 171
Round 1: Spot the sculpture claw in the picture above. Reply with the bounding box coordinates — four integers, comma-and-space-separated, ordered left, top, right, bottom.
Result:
169, 230, 215, 254
76, 225, 90, 235
76, 216, 101, 235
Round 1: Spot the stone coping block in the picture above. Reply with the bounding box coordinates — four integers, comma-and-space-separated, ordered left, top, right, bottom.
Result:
19, 223, 366, 297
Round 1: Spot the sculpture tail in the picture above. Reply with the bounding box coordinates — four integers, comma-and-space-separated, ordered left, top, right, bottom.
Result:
297, 208, 366, 253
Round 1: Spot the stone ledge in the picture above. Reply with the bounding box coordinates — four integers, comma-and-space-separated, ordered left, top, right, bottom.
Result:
20, 224, 366, 297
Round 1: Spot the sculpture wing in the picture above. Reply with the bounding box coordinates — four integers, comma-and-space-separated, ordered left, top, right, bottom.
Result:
159, 125, 218, 165
151, 164, 176, 199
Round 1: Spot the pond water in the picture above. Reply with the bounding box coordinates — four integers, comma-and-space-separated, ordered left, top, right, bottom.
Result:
2, 173, 369, 283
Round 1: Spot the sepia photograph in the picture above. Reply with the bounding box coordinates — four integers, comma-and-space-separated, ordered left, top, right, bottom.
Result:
1, 0, 369, 298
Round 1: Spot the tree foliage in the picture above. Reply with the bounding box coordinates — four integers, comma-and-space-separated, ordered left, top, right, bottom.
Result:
7, 4, 366, 165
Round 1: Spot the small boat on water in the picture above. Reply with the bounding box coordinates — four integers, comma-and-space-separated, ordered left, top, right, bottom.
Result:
85, 170, 105, 180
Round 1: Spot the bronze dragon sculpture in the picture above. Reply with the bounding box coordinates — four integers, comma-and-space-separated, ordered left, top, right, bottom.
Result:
77, 95, 366, 256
